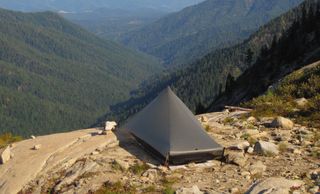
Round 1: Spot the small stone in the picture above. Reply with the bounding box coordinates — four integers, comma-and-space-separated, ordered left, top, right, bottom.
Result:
225, 151, 247, 167
247, 116, 257, 124
91, 151, 99, 155
31, 135, 36, 139
33, 144, 42, 150
293, 149, 302, 155
271, 117, 294, 130
254, 141, 279, 155
0, 146, 11, 164
295, 98, 308, 107
231, 188, 239, 194
200, 116, 209, 123
247, 147, 254, 154
176, 185, 203, 194
104, 121, 117, 131
248, 161, 266, 176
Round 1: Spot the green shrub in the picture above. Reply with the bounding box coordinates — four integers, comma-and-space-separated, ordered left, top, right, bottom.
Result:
95, 181, 136, 194
278, 142, 288, 153
0, 133, 23, 149
129, 162, 150, 176
163, 186, 175, 194
223, 117, 235, 125
243, 64, 320, 128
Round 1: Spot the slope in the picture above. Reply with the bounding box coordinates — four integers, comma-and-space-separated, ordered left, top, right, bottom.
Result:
0, 8, 161, 136
121, 0, 303, 67
97, 0, 317, 124
243, 61, 320, 128
209, 2, 320, 110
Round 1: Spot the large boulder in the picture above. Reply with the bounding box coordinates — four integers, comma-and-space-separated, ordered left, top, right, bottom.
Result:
245, 177, 304, 194
0, 146, 11, 164
176, 185, 203, 194
271, 117, 294, 130
254, 141, 279, 155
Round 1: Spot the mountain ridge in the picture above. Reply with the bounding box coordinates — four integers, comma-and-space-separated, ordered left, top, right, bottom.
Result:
0, 8, 162, 136
121, 0, 303, 67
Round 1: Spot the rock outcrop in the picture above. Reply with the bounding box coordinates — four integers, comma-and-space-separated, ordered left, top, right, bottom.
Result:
271, 117, 294, 130
254, 141, 279, 155
0, 146, 11, 164
245, 177, 304, 194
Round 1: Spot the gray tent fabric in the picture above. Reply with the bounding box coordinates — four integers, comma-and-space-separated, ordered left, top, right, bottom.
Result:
124, 87, 224, 164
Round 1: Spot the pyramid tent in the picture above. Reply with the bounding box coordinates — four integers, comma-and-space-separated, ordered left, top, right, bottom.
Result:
124, 87, 224, 164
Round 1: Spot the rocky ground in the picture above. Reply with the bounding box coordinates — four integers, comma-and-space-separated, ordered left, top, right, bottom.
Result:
1, 110, 319, 194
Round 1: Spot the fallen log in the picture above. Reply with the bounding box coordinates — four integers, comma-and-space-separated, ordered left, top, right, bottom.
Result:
225, 106, 253, 112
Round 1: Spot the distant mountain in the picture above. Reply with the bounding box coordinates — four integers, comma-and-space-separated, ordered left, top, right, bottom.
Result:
121, 0, 303, 67
62, 8, 168, 40
98, 0, 317, 124
0, 0, 204, 12
0, 8, 161, 136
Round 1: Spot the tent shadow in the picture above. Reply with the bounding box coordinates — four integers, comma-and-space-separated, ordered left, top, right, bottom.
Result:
114, 128, 161, 166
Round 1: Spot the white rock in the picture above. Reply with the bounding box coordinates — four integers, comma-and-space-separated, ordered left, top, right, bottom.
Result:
245, 177, 304, 194
0, 146, 11, 164
33, 144, 42, 150
271, 117, 294, 130
247, 116, 257, 124
31, 135, 36, 139
230, 188, 239, 194
294, 98, 308, 107
104, 121, 117, 131
247, 147, 254, 154
254, 141, 279, 155
176, 185, 203, 194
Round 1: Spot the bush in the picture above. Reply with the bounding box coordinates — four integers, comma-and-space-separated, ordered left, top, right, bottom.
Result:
129, 162, 150, 176
0, 133, 23, 148
95, 181, 136, 194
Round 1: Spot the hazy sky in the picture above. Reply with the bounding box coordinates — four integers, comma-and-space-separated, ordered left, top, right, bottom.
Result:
0, 0, 205, 12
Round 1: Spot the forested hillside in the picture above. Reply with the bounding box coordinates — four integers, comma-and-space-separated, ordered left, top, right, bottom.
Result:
121, 0, 303, 67
209, 2, 320, 110
99, 0, 316, 125
0, 8, 161, 136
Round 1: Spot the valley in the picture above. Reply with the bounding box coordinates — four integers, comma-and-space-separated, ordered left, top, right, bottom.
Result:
0, 0, 319, 193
